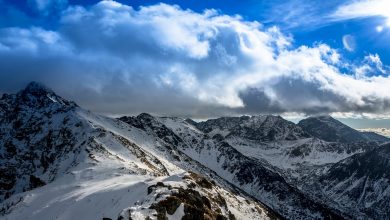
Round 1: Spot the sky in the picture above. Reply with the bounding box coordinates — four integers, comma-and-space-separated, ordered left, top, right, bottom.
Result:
1, 0, 390, 128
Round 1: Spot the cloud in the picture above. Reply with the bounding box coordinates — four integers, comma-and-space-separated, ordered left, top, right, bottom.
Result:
354, 54, 388, 79
331, 0, 390, 30
264, 0, 390, 31
258, 0, 341, 30
331, 0, 390, 21
28, 0, 68, 15
342, 34, 356, 52
1, 0, 390, 117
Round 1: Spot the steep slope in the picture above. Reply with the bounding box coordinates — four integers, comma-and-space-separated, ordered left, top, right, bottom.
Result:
298, 115, 388, 143
0, 82, 275, 220
312, 143, 390, 219
127, 116, 346, 219
0, 82, 84, 201
285, 141, 390, 219
225, 136, 377, 177
157, 116, 389, 219
188, 116, 377, 176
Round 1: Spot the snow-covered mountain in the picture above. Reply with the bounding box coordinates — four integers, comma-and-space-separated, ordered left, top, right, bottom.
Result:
194, 115, 310, 141
120, 115, 343, 218
298, 115, 389, 143
0, 82, 276, 220
1, 82, 389, 219
321, 143, 390, 218
298, 142, 390, 219
153, 116, 389, 218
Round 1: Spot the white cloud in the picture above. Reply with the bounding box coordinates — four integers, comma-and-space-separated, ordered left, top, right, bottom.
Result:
331, 0, 390, 30
1, 0, 390, 117
332, 0, 390, 20
28, 0, 68, 15
364, 54, 385, 73
354, 54, 388, 79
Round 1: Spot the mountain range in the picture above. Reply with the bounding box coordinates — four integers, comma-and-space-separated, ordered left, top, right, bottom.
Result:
0, 82, 389, 220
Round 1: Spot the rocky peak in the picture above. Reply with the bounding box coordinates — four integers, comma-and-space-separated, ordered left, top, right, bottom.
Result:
137, 112, 156, 121
195, 116, 250, 133
22, 81, 53, 95
119, 113, 157, 130
297, 115, 387, 143
2, 80, 78, 121
16, 82, 77, 109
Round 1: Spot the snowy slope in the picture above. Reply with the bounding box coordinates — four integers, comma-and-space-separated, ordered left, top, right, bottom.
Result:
154, 117, 344, 219
225, 136, 377, 177
0, 82, 275, 220
306, 143, 390, 219
157, 116, 389, 219
2, 170, 272, 220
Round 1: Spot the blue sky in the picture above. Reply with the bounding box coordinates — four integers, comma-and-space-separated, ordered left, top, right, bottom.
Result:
1, 0, 390, 128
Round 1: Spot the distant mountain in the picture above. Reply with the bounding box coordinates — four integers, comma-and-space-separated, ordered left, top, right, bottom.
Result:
195, 115, 311, 141
298, 115, 388, 143
361, 131, 389, 142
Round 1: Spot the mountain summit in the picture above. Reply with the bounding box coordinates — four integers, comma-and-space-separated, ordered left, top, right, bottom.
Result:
298, 115, 388, 143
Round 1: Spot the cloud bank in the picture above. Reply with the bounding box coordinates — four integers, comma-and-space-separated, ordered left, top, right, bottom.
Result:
0, 0, 390, 117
